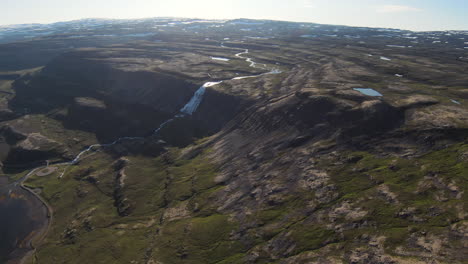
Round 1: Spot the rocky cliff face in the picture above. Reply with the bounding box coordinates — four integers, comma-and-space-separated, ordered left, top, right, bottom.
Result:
38, 49, 200, 113
0, 121, 67, 167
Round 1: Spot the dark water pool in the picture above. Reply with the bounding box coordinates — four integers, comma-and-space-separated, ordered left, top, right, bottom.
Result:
0, 179, 48, 263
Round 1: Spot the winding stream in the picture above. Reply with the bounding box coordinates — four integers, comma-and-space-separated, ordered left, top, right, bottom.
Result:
0, 45, 281, 263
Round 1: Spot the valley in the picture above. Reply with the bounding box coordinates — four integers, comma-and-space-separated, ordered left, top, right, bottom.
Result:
0, 18, 466, 264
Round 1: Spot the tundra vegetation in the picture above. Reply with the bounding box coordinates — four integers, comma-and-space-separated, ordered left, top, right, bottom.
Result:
0, 18, 466, 263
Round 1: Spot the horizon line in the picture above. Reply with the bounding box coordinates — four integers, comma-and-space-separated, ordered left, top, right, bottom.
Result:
1, 16, 467, 33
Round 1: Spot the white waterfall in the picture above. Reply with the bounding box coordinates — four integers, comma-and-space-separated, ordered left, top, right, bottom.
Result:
180, 81, 222, 115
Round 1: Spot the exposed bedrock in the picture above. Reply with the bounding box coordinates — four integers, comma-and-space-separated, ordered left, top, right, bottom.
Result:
226, 91, 405, 142
0, 124, 66, 166
2, 132, 66, 166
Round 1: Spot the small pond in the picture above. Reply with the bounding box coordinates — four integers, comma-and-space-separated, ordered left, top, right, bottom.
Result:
353, 88, 383, 97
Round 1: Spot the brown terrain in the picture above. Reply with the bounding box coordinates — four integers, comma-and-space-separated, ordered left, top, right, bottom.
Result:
0, 18, 466, 264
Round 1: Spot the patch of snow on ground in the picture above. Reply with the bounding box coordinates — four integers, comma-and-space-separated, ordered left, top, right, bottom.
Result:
211, 57, 230, 61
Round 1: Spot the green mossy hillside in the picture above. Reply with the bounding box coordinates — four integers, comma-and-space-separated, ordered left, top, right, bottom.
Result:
23, 147, 246, 264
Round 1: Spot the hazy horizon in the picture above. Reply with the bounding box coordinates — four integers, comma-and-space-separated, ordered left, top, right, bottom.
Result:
2, 15, 468, 33
1, 0, 468, 31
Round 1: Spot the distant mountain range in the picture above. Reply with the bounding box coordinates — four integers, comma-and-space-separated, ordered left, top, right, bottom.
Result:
1, 17, 466, 45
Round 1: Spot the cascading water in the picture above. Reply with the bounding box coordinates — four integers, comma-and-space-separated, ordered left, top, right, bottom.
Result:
180, 81, 222, 115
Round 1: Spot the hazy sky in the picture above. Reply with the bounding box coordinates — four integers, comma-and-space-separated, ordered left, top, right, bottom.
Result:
1, 0, 467, 31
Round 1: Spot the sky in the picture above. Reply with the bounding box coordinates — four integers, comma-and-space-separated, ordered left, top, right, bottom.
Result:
1, 0, 467, 31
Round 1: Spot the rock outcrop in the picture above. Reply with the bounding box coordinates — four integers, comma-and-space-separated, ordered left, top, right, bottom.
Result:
113, 157, 132, 216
